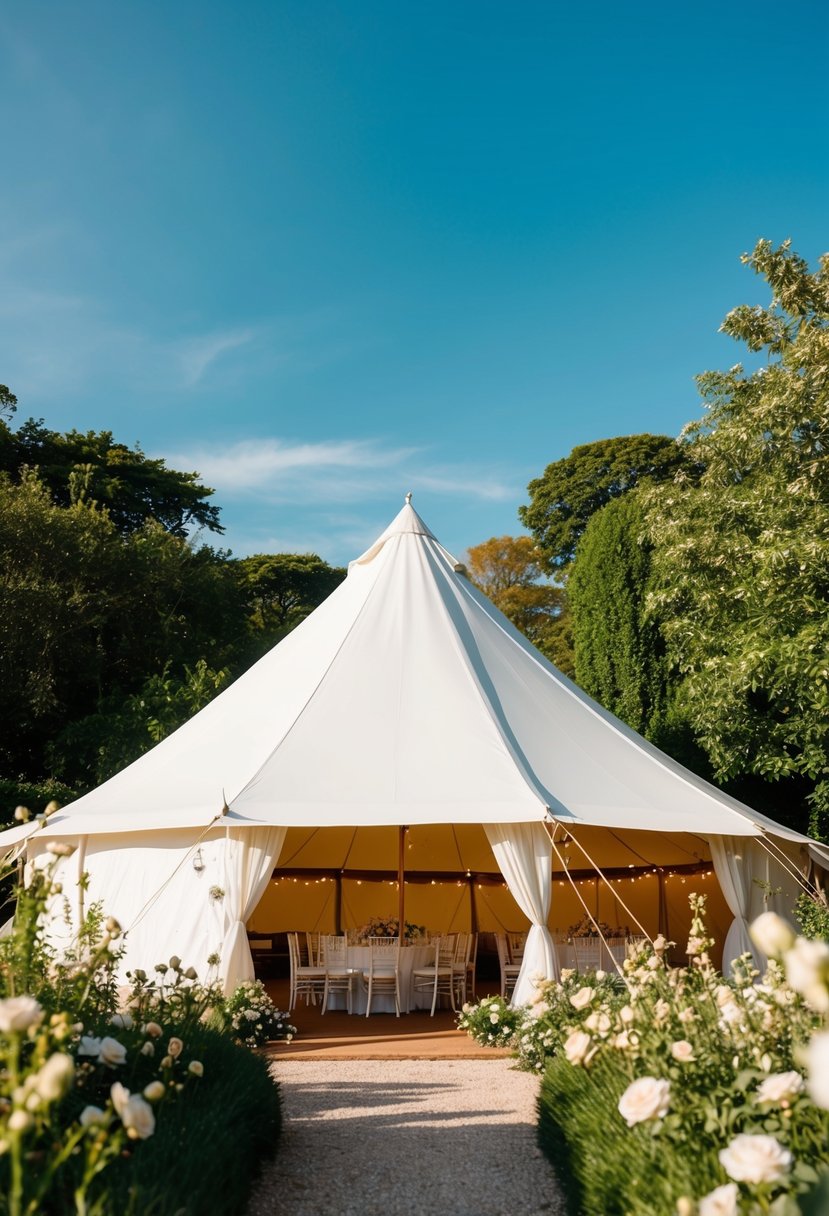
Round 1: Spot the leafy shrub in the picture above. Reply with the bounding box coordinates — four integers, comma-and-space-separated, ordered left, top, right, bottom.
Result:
795, 891, 829, 943
0, 852, 282, 1215
219, 979, 296, 1048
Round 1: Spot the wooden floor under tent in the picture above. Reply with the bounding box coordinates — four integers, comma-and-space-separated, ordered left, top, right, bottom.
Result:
259, 977, 510, 1060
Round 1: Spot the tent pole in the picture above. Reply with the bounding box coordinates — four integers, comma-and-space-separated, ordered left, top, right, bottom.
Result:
468, 874, 478, 934
335, 872, 343, 936
398, 825, 406, 935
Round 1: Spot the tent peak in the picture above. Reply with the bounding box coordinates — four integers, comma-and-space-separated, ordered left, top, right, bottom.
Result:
351, 498, 440, 567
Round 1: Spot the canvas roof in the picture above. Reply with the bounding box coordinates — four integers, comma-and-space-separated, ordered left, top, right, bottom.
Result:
1, 499, 824, 857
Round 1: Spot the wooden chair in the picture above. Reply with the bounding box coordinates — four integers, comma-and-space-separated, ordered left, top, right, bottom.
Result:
495, 933, 521, 1000
362, 938, 401, 1017
412, 936, 458, 1016
507, 931, 528, 962
321, 934, 355, 1014
287, 931, 325, 1010
452, 932, 474, 1005
573, 938, 602, 972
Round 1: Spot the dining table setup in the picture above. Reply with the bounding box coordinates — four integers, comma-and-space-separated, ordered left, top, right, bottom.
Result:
287, 924, 476, 1017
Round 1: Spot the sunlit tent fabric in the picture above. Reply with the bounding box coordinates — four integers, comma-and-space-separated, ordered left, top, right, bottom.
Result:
1, 499, 827, 999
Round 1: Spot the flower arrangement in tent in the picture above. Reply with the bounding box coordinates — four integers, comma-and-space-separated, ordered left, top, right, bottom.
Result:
354, 916, 427, 942
566, 916, 626, 940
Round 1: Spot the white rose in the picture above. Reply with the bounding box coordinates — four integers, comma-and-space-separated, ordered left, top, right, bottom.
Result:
653, 998, 671, 1023
678, 1007, 695, 1024
167, 1037, 184, 1058
784, 938, 829, 1011
715, 985, 734, 1007
110, 1013, 134, 1030
98, 1037, 127, 1068
569, 986, 594, 1010
718, 1133, 792, 1184
750, 912, 795, 958
34, 1053, 75, 1102
560, 968, 575, 981
77, 1035, 102, 1058
617, 1077, 671, 1126
143, 1081, 165, 1102
563, 1030, 592, 1066
670, 1040, 695, 1063
805, 1030, 829, 1110
653, 935, 668, 954
584, 1011, 611, 1036
489, 1012, 500, 1024
755, 1071, 804, 1106
188, 1060, 204, 1077
718, 1001, 743, 1027
0, 996, 43, 1034
120, 1094, 156, 1140
110, 1082, 130, 1119
79, 1105, 107, 1127
614, 1030, 635, 1051
698, 1182, 738, 1216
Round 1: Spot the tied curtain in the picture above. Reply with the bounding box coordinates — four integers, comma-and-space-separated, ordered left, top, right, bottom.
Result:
709, 836, 767, 975
485, 822, 559, 1005
219, 826, 286, 993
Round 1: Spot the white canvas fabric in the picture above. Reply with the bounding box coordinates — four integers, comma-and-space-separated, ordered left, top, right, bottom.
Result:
485, 823, 559, 1003
710, 836, 767, 974
218, 827, 286, 993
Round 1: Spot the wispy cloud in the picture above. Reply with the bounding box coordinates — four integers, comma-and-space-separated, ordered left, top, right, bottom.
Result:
177, 328, 260, 387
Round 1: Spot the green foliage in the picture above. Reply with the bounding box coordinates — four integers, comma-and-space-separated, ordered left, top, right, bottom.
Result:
520, 433, 692, 571
218, 979, 296, 1048
237, 552, 346, 655
49, 660, 231, 787
570, 494, 669, 738
795, 891, 829, 942
0, 859, 281, 1216
0, 385, 16, 421
456, 995, 523, 1048
646, 240, 829, 838
0, 417, 222, 537
0, 778, 77, 831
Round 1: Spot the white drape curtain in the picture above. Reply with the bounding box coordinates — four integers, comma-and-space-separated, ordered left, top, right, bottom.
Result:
485, 822, 559, 1005
709, 835, 766, 975
219, 826, 286, 993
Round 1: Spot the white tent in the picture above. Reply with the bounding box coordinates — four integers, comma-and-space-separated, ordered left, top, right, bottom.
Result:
2, 499, 826, 1001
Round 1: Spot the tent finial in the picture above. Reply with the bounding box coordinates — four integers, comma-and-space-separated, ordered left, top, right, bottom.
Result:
405, 491, 412, 505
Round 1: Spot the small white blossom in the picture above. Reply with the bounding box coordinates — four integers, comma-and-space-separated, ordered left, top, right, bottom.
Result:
0, 996, 43, 1034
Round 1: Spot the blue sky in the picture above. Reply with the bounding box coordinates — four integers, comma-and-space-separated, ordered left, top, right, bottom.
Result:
1, 1, 827, 565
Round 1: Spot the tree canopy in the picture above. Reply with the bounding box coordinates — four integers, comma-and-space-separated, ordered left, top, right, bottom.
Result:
646, 240, 829, 834
519, 433, 692, 571
0, 418, 222, 537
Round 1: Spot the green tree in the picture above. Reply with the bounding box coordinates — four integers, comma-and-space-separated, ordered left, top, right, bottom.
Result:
646, 239, 829, 836
0, 385, 16, 421
570, 495, 669, 736
0, 418, 222, 536
465, 535, 572, 671
236, 553, 346, 655
520, 434, 693, 571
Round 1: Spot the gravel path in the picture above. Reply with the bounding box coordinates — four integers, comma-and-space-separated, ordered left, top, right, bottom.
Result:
247, 1058, 565, 1216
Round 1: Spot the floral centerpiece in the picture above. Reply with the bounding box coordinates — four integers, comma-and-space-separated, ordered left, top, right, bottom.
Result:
355, 916, 426, 942
566, 916, 625, 940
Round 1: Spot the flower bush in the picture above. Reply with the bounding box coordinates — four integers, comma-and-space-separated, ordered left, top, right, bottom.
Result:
221, 979, 296, 1048
457, 995, 524, 1048
0, 848, 282, 1215
459, 895, 829, 1213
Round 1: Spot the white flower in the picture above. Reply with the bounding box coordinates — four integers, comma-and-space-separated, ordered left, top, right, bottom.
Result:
718, 1133, 791, 1183
245, 1009, 258, 1021
121, 1095, 156, 1140
617, 1077, 670, 1126
755, 1071, 804, 1106
143, 1081, 165, 1102
686, 935, 704, 955
563, 1030, 593, 1066
584, 1011, 611, 1036
143, 1022, 163, 1038
34, 1053, 75, 1102
619, 1005, 635, 1026
784, 937, 829, 1011
8, 1110, 34, 1133
652, 935, 668, 954
718, 1001, 743, 1027
110, 1013, 134, 1031
46, 841, 75, 857
79, 1105, 107, 1127
98, 1037, 127, 1068
489, 1012, 500, 1024
188, 1060, 204, 1076
140, 1041, 155, 1057
614, 1030, 635, 1051
569, 986, 594, 1010
653, 998, 671, 1023
670, 1040, 695, 1063
78, 1035, 102, 1057
750, 912, 795, 958
110, 1082, 130, 1118
0, 996, 43, 1034
698, 1182, 738, 1216
678, 1007, 695, 1024
804, 1031, 829, 1109
560, 968, 575, 981
167, 1037, 184, 1058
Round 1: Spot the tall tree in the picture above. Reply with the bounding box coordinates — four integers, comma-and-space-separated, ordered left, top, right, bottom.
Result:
464, 535, 571, 669
570, 494, 670, 737
0, 418, 222, 536
646, 240, 829, 836
237, 553, 346, 656
0, 385, 16, 421
520, 433, 693, 571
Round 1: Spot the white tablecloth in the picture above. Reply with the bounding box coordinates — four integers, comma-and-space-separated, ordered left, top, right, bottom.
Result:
325, 944, 436, 1014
